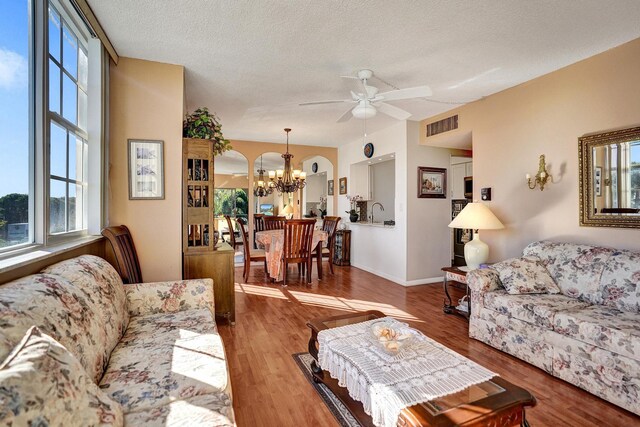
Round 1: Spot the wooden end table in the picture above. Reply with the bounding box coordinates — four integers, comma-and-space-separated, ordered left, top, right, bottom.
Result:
306, 311, 536, 427
442, 266, 470, 320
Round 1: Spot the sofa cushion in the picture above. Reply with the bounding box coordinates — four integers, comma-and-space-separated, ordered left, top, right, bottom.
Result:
483, 290, 590, 329
596, 249, 640, 313
123, 394, 235, 426
0, 273, 112, 382
523, 241, 614, 303
99, 308, 231, 414
553, 305, 640, 362
492, 257, 560, 295
41, 255, 130, 370
0, 326, 123, 426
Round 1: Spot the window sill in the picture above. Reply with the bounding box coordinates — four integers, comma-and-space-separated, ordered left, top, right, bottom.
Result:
0, 235, 103, 275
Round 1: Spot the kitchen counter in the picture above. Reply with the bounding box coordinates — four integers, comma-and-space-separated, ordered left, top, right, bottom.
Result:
348, 221, 395, 228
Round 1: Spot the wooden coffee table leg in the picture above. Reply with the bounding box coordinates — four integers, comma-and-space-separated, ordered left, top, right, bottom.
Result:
307, 329, 323, 381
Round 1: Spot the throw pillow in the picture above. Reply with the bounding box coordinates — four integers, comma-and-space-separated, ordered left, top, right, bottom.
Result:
492, 257, 561, 295
0, 326, 123, 426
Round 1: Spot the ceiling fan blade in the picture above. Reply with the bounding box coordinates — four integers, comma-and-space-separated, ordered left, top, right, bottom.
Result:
340, 75, 360, 79
377, 102, 412, 120
299, 99, 351, 106
378, 85, 432, 101
336, 107, 354, 123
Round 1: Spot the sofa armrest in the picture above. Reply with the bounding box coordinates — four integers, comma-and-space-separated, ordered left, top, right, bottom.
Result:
124, 278, 214, 317
467, 269, 502, 320
467, 269, 502, 293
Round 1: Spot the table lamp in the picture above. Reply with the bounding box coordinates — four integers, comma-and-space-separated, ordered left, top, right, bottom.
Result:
282, 203, 294, 219
448, 202, 504, 270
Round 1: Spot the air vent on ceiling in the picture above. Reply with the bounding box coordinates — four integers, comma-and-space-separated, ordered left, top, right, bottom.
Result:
426, 114, 458, 137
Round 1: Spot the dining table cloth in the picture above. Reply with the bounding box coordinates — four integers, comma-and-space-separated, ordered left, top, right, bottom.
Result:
255, 229, 328, 281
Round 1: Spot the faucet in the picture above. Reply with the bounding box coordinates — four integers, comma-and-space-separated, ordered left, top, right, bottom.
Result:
370, 202, 385, 223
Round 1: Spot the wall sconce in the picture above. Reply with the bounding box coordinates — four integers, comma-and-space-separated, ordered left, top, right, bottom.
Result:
526, 154, 551, 191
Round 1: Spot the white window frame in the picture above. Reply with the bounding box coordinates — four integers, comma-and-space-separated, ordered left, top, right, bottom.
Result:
0, 0, 106, 259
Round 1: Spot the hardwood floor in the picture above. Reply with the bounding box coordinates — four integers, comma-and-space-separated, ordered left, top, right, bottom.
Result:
217, 262, 639, 427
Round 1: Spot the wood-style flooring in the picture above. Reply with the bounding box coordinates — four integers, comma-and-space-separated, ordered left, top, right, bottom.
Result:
217, 262, 639, 427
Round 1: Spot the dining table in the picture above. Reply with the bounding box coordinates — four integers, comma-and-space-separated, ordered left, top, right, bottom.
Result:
255, 229, 328, 282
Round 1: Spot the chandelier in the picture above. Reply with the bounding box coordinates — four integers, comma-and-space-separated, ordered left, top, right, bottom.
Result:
253, 155, 274, 197
268, 128, 306, 194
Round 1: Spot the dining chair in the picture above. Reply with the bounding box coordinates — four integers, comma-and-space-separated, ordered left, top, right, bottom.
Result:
223, 215, 242, 251
319, 216, 341, 274
282, 219, 316, 286
253, 214, 265, 249
101, 225, 143, 284
263, 216, 287, 230
238, 219, 267, 282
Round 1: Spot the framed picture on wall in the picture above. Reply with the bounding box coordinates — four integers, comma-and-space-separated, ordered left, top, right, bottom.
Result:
594, 166, 602, 197
339, 177, 347, 195
128, 139, 165, 200
328, 179, 334, 195
417, 166, 446, 198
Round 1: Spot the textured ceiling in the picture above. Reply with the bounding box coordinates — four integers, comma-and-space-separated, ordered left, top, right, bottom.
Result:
89, 0, 640, 147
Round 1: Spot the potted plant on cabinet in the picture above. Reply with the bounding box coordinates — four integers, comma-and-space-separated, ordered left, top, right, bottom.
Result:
345, 195, 362, 222
183, 107, 232, 155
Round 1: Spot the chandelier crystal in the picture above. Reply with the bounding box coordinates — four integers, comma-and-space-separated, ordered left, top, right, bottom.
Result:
268, 128, 306, 194
253, 155, 274, 197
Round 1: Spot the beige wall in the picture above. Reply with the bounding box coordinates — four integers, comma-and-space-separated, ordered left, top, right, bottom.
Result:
214, 173, 249, 189
108, 58, 184, 281
420, 37, 640, 260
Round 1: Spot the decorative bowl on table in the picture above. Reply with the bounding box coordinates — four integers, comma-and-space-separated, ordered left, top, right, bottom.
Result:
370, 320, 416, 354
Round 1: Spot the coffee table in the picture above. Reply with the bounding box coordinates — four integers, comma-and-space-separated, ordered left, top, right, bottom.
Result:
307, 311, 536, 427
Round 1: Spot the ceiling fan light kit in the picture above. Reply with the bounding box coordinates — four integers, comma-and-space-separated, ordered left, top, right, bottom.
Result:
300, 69, 432, 123
352, 102, 377, 119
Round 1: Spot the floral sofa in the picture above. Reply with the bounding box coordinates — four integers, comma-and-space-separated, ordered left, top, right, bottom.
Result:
468, 241, 639, 415
0, 255, 235, 426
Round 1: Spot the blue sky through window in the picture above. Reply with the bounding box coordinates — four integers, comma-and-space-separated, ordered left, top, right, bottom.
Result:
0, 0, 29, 197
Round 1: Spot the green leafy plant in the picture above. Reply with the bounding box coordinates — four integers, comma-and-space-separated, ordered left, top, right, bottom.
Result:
183, 107, 232, 156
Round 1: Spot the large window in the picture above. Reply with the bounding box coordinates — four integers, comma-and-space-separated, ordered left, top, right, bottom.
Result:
0, 0, 105, 255
48, 4, 88, 234
0, 1, 31, 249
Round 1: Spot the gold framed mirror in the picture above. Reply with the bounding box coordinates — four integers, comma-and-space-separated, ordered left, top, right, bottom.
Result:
579, 126, 640, 228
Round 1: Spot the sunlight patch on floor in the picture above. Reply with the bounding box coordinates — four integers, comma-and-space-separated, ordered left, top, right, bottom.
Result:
286, 290, 421, 322
234, 283, 288, 299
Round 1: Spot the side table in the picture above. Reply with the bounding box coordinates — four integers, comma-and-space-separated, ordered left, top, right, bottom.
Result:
442, 266, 469, 320
333, 229, 351, 266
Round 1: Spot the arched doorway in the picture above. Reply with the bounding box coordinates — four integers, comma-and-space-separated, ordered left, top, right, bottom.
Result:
300, 155, 334, 217
214, 150, 248, 253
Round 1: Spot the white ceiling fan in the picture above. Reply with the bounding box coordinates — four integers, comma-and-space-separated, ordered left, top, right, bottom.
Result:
299, 69, 432, 122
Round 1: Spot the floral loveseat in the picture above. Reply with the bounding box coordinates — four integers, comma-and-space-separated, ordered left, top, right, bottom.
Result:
467, 241, 639, 415
0, 255, 235, 426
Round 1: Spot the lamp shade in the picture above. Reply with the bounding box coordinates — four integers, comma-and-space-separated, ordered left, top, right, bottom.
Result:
282, 204, 294, 214
448, 203, 504, 230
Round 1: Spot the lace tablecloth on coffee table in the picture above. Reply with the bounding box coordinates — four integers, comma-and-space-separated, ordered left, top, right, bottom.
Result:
317, 317, 497, 427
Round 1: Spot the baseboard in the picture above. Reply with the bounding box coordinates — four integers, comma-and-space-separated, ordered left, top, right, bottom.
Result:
350, 263, 443, 287
404, 276, 443, 286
